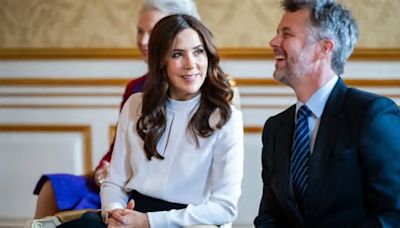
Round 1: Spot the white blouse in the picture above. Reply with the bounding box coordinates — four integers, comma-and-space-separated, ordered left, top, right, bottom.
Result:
100, 93, 244, 228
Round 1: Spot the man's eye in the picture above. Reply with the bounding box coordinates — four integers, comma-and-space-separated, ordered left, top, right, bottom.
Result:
283, 32, 293, 38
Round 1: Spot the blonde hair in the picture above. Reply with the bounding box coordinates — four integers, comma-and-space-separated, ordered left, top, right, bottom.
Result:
141, 0, 200, 19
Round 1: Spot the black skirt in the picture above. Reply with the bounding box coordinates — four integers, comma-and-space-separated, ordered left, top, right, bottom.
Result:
57, 190, 187, 228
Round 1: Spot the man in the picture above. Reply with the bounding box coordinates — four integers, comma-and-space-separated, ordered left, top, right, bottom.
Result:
254, 0, 400, 227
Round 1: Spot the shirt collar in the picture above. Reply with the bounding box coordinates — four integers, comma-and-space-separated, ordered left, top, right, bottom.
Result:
296, 75, 339, 118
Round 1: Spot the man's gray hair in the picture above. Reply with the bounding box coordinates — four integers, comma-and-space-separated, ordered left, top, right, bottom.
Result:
142, 0, 200, 20
281, 0, 359, 75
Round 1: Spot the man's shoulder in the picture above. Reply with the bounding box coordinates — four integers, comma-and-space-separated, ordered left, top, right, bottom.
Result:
345, 87, 395, 108
270, 105, 295, 120
346, 87, 381, 102
263, 105, 295, 128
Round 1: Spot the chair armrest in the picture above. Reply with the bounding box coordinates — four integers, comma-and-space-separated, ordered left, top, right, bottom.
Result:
55, 209, 99, 223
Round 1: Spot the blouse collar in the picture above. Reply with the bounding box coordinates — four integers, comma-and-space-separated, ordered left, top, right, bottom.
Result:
166, 93, 201, 112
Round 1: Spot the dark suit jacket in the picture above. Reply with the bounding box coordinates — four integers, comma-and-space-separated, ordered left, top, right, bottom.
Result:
254, 78, 400, 228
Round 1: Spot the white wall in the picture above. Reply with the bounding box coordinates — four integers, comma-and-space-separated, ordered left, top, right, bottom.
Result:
1, 59, 399, 227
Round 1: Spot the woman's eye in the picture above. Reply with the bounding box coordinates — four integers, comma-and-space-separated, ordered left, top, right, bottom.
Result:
194, 49, 204, 55
172, 52, 182, 58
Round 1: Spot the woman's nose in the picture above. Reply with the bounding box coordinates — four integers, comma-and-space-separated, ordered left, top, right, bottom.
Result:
184, 54, 195, 69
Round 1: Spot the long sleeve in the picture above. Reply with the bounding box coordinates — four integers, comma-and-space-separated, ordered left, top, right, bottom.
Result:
147, 108, 244, 228
95, 75, 147, 171
254, 118, 282, 228
100, 93, 135, 212
357, 96, 400, 227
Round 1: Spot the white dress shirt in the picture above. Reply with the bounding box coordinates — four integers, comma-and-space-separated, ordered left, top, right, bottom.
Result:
295, 75, 339, 153
101, 93, 244, 228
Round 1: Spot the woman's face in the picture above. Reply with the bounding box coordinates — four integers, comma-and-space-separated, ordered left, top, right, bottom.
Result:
136, 8, 169, 62
166, 28, 208, 101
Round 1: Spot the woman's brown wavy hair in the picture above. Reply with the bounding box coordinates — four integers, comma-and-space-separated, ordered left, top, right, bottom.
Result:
137, 14, 233, 160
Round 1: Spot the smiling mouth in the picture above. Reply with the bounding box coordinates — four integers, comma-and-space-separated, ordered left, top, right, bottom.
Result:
182, 74, 200, 82
275, 54, 286, 61
139, 48, 148, 56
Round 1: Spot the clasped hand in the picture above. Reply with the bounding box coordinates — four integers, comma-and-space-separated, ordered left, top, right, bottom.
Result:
94, 161, 110, 187
106, 199, 150, 228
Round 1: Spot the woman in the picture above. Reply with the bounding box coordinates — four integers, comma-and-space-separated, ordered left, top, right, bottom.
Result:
62, 14, 244, 228
32, 0, 200, 219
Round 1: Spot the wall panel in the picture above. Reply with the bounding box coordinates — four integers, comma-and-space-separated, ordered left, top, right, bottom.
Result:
0, 0, 399, 48
0, 125, 90, 220
2, 75, 400, 225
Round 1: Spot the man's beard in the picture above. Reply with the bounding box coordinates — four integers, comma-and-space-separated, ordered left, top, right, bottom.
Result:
273, 53, 313, 86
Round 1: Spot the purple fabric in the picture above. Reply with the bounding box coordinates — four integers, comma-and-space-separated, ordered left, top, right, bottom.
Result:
34, 174, 100, 210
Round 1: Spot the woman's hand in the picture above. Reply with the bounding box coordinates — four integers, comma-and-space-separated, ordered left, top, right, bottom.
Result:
94, 161, 110, 187
106, 200, 150, 228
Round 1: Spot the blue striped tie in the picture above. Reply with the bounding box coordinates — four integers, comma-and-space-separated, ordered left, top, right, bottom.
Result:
291, 105, 312, 211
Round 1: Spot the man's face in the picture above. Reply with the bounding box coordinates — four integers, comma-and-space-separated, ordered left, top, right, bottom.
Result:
269, 8, 319, 86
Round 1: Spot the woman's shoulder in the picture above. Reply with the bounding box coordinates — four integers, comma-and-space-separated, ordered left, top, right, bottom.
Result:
228, 105, 243, 126
121, 92, 144, 117
209, 105, 243, 129
124, 92, 143, 106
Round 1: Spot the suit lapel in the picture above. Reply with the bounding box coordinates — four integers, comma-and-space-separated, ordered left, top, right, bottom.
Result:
274, 105, 304, 223
308, 78, 348, 207
275, 105, 294, 199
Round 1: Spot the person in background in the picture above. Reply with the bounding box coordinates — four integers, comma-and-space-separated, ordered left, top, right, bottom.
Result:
32, 0, 200, 219
254, 0, 400, 227
59, 14, 243, 228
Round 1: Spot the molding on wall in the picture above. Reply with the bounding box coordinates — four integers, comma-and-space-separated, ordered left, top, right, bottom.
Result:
0, 47, 399, 60
244, 126, 263, 133
0, 104, 119, 109
0, 48, 141, 60
0, 125, 92, 173
109, 125, 116, 144
110, 125, 263, 134
2, 77, 400, 87
0, 92, 122, 97
0, 78, 128, 86
235, 78, 400, 87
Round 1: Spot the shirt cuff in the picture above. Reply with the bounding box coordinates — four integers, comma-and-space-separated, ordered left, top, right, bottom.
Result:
148, 211, 173, 228
101, 202, 124, 221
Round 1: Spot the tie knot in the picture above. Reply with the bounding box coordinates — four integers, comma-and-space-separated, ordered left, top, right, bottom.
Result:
297, 105, 312, 119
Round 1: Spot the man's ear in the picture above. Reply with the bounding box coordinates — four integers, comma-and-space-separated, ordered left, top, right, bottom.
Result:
319, 39, 334, 58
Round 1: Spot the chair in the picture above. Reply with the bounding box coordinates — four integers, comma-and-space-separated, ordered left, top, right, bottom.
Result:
26, 209, 221, 228
25, 209, 96, 228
